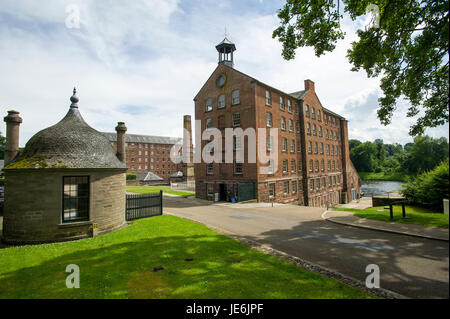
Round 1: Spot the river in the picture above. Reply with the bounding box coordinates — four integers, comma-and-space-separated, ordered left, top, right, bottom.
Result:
360, 180, 405, 197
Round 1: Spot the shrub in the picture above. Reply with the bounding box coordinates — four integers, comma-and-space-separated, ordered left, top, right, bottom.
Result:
401, 161, 449, 211
126, 173, 137, 181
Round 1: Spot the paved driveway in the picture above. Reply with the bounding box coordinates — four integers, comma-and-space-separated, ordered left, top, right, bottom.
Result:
164, 197, 449, 299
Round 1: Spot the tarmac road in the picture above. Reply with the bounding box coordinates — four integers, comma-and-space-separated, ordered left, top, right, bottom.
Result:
164, 196, 449, 299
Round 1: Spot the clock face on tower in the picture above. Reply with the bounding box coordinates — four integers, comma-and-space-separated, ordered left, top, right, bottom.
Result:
216, 74, 227, 88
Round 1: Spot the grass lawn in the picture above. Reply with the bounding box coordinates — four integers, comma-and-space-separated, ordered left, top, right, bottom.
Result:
127, 186, 195, 197
333, 206, 449, 228
0, 215, 371, 299
358, 172, 409, 182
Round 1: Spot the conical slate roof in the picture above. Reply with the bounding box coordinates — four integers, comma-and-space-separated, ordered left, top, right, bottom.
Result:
6, 88, 127, 170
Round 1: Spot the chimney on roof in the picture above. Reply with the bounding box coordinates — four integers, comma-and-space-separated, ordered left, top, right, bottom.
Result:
115, 122, 127, 163
3, 110, 23, 166
304, 79, 315, 93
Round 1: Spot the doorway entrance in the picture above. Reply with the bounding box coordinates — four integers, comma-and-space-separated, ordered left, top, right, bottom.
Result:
219, 184, 227, 201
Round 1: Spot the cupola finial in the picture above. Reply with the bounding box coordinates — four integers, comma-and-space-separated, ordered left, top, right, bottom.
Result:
70, 87, 79, 108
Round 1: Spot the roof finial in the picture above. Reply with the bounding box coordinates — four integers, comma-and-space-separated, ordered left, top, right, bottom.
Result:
70, 86, 79, 108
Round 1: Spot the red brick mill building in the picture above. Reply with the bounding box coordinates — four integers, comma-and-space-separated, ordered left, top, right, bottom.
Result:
194, 38, 361, 207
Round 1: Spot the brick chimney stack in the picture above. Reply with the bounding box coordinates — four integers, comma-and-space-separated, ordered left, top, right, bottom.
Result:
183, 115, 193, 164
3, 110, 23, 166
304, 79, 315, 93
115, 122, 127, 163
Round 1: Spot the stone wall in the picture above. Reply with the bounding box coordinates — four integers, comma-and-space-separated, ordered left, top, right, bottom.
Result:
2, 169, 126, 244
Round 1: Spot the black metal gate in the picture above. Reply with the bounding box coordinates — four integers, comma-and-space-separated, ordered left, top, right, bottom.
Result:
126, 191, 163, 221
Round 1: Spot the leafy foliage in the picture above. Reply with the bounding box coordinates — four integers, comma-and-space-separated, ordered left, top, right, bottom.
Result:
349, 135, 449, 176
401, 161, 449, 210
273, 0, 449, 135
126, 173, 137, 180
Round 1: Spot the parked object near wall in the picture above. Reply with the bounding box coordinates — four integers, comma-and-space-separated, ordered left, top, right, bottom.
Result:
2, 88, 128, 245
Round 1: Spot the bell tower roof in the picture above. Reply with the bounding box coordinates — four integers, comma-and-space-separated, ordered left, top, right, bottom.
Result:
216, 37, 236, 68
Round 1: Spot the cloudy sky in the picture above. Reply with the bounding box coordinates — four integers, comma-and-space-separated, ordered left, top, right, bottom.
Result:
1, 0, 448, 147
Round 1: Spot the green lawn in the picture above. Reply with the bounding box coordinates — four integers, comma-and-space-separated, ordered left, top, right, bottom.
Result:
358, 172, 409, 182
333, 205, 449, 228
127, 186, 195, 197
0, 215, 371, 299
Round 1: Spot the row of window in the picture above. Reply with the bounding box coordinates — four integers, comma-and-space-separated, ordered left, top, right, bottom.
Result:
206, 112, 242, 129
307, 141, 341, 156
309, 175, 341, 192
264, 91, 300, 115
308, 159, 341, 172
205, 90, 240, 112
128, 157, 173, 163
117, 142, 171, 149
306, 123, 340, 140
305, 105, 340, 128
206, 162, 243, 175
268, 180, 304, 197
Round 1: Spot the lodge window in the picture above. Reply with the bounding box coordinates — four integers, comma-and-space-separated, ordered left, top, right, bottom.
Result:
207, 184, 214, 196
290, 140, 295, 153
311, 107, 316, 119
292, 181, 297, 194
232, 90, 240, 105
309, 160, 313, 172
318, 126, 322, 137
63, 176, 90, 223
317, 110, 321, 121
280, 96, 285, 110
282, 138, 287, 152
313, 124, 317, 136
289, 119, 293, 132
268, 159, 275, 174
291, 160, 296, 173
288, 100, 292, 113
320, 142, 324, 154
206, 118, 213, 129
305, 104, 310, 117
308, 141, 312, 154
281, 117, 286, 131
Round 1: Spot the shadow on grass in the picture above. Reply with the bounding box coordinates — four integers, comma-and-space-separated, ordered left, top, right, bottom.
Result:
0, 219, 369, 299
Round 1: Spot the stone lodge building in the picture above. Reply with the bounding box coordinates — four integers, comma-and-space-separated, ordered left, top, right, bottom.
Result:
2, 89, 128, 244
194, 38, 361, 206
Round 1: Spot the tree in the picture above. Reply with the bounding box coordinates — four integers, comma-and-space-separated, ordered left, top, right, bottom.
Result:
400, 135, 449, 173
401, 161, 449, 210
273, 0, 449, 136
350, 141, 378, 171
349, 139, 362, 151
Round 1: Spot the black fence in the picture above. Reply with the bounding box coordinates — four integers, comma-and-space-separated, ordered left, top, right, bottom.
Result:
126, 191, 163, 221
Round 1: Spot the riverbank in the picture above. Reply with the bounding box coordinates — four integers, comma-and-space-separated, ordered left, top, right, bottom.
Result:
358, 172, 409, 182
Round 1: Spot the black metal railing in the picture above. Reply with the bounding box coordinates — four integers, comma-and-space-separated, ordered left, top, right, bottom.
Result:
126, 191, 163, 221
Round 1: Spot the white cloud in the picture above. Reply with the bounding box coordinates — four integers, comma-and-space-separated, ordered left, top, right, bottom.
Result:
0, 0, 448, 148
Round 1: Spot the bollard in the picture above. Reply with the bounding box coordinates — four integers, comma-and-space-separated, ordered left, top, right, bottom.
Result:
402, 203, 406, 218
389, 205, 394, 220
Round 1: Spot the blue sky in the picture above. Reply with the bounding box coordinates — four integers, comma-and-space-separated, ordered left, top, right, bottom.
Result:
0, 0, 448, 147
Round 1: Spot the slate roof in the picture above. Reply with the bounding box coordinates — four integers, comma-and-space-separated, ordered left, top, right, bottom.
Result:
6, 91, 127, 170
102, 132, 182, 145
133, 171, 163, 181
289, 90, 308, 100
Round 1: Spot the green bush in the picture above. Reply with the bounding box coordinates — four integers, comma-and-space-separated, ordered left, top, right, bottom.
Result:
401, 161, 449, 211
126, 173, 137, 181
